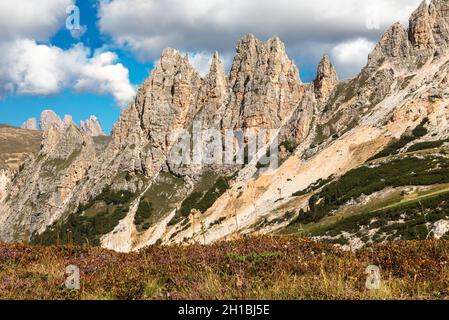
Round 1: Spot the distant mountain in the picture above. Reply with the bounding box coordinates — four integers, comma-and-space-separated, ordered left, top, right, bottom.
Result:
21, 110, 105, 137
2, 0, 449, 251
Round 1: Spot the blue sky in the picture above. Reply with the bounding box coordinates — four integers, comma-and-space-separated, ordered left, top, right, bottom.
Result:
0, 0, 422, 134
0, 0, 153, 133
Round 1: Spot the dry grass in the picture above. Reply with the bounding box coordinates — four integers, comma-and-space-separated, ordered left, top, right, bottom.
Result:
0, 236, 448, 300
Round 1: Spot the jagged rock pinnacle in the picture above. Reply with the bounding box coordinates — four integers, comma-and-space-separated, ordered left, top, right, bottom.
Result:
80, 116, 105, 137
314, 54, 338, 102
39, 110, 64, 131
20, 118, 37, 130
409, 0, 435, 50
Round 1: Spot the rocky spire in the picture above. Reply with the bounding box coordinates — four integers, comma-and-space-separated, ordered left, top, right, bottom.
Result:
369, 22, 411, 62
63, 115, 75, 129
20, 118, 37, 130
106, 46, 202, 177
80, 116, 105, 137
313, 54, 338, 102
193, 52, 228, 128
224, 34, 303, 129
39, 110, 64, 131
428, 0, 449, 47
368, 0, 449, 65
409, 0, 435, 50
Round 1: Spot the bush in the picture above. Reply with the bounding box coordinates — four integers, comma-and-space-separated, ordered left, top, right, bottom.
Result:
280, 140, 298, 153
407, 139, 449, 152
411, 118, 429, 138
134, 200, 153, 227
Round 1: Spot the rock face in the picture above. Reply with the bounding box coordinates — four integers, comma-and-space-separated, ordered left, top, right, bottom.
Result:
432, 220, 449, 240
370, 0, 449, 63
313, 54, 338, 102
223, 35, 302, 129
3, 0, 449, 250
39, 110, 65, 131
21, 118, 38, 130
0, 170, 10, 204
80, 116, 105, 136
0, 124, 97, 241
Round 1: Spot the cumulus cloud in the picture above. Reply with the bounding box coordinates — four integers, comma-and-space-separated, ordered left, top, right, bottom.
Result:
181, 51, 232, 77
0, 0, 135, 107
331, 38, 376, 79
98, 0, 422, 78
0, 0, 74, 42
0, 40, 135, 107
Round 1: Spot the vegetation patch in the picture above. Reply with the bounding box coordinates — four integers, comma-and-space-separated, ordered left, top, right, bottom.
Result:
32, 187, 134, 246
288, 155, 449, 227
136, 172, 187, 230
407, 139, 449, 153
311, 191, 449, 243
369, 118, 429, 160
169, 173, 230, 226
4, 237, 449, 299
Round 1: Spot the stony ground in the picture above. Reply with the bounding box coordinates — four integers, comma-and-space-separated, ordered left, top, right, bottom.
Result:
0, 236, 449, 300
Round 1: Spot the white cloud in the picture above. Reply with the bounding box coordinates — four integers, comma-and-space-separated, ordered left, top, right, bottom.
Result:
0, 40, 135, 107
70, 25, 88, 40
331, 38, 376, 79
0, 0, 135, 108
187, 52, 214, 77
99, 0, 422, 78
0, 0, 74, 42
184, 51, 232, 77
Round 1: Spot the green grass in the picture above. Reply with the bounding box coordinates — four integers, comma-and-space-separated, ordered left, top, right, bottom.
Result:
288, 154, 449, 228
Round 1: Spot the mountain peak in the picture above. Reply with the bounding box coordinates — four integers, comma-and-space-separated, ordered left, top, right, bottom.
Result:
368, 0, 449, 65
40, 110, 64, 131
409, 0, 435, 50
314, 54, 338, 102
80, 116, 105, 137
20, 118, 37, 131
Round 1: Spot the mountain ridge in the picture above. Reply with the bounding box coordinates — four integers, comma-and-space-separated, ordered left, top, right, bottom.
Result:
2, 0, 449, 251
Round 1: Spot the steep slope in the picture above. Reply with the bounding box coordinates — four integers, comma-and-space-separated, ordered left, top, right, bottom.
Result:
0, 125, 99, 241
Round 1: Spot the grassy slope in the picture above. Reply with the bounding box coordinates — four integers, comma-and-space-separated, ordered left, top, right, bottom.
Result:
281, 145, 449, 242
1, 236, 449, 300
0, 125, 42, 171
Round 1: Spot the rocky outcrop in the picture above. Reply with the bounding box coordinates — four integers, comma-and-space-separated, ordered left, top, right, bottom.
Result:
313, 54, 338, 102
3, 0, 449, 250
20, 118, 38, 130
80, 116, 105, 136
0, 124, 97, 241
223, 35, 303, 130
370, 0, 449, 64
432, 220, 449, 240
39, 110, 65, 131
